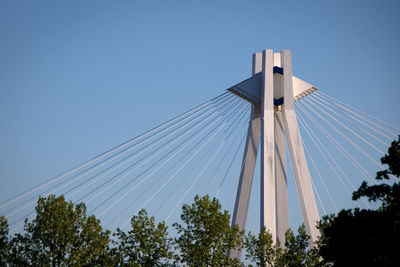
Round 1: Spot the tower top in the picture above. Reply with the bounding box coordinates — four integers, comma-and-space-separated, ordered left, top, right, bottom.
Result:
228, 50, 318, 106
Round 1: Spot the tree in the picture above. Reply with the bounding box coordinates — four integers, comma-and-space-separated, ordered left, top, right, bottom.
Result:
318, 136, 400, 266
244, 227, 281, 266
280, 225, 319, 267
0, 216, 9, 265
244, 225, 319, 267
8, 195, 112, 266
173, 195, 243, 266
352, 136, 400, 206
114, 209, 173, 266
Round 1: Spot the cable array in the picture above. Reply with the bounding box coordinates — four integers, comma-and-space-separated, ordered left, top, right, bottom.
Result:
296, 90, 399, 213
1, 87, 398, 234
1, 92, 250, 232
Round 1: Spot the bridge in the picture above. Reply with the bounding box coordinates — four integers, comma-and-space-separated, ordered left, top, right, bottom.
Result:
1, 49, 398, 260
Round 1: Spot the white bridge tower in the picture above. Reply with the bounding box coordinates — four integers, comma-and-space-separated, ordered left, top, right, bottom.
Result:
229, 50, 320, 259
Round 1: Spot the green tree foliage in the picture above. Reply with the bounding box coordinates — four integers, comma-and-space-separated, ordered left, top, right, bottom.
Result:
280, 225, 319, 267
244, 227, 282, 266
318, 136, 400, 266
8, 195, 112, 266
114, 209, 173, 266
0, 216, 10, 265
173, 195, 243, 266
244, 225, 319, 267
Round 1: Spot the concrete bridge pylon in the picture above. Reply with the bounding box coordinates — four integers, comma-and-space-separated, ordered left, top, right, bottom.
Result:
229, 49, 320, 260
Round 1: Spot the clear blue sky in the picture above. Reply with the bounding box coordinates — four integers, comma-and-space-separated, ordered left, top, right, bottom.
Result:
1, 0, 399, 234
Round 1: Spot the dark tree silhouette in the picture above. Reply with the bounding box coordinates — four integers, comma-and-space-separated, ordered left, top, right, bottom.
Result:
318, 136, 400, 266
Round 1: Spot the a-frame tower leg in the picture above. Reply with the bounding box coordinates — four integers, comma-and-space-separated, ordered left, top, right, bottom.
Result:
260, 50, 277, 240
275, 108, 288, 245
281, 50, 319, 244
229, 53, 262, 260
273, 52, 289, 245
